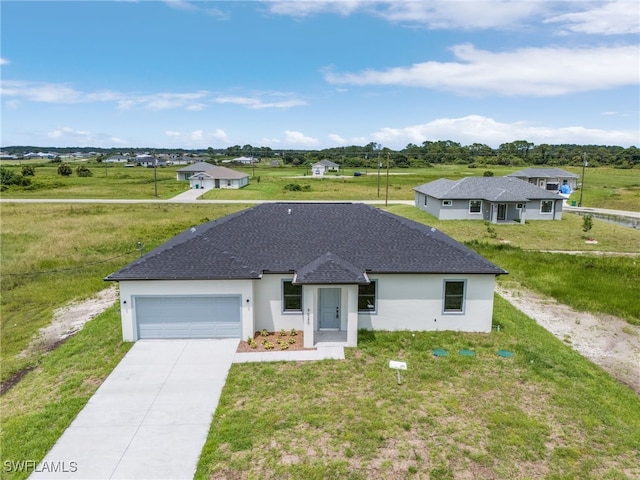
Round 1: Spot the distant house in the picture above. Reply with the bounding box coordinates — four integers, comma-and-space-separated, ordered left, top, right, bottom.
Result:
105, 155, 129, 163
223, 156, 257, 165
176, 162, 249, 189
506, 168, 579, 193
414, 177, 564, 223
135, 157, 166, 168
311, 159, 340, 177
105, 203, 506, 345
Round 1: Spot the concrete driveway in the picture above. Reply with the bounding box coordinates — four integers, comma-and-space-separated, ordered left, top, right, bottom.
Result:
30, 339, 239, 480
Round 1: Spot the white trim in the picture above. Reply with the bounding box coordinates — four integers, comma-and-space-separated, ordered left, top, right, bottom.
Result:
442, 279, 466, 314
540, 200, 554, 214
442, 199, 452, 207
469, 200, 482, 214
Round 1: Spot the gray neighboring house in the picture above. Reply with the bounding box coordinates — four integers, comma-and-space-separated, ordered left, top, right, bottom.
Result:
414, 177, 564, 223
311, 159, 340, 176
105, 203, 506, 346
506, 167, 579, 192
176, 162, 249, 189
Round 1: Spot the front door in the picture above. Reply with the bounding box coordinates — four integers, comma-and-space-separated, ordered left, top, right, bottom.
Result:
497, 203, 507, 221
214, 179, 220, 188
318, 288, 341, 330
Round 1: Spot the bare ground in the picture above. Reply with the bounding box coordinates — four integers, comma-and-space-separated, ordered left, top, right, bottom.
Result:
497, 283, 640, 394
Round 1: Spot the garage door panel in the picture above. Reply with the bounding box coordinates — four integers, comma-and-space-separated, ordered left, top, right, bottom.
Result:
135, 296, 241, 339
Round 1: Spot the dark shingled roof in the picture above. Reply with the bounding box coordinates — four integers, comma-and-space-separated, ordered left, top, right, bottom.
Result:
105, 203, 506, 282
507, 167, 579, 179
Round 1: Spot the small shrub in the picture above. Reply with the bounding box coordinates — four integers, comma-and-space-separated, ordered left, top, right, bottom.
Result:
483, 170, 494, 177
57, 164, 72, 176
290, 328, 297, 336
582, 214, 593, 234
263, 342, 274, 350
21, 165, 35, 176
284, 183, 301, 191
76, 165, 93, 177
279, 329, 287, 336
260, 328, 269, 337
287, 337, 296, 344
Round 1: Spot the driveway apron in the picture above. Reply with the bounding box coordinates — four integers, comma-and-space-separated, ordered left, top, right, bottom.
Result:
30, 339, 239, 480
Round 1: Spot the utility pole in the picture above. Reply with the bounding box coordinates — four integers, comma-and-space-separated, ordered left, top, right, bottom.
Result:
385, 152, 390, 206
153, 153, 158, 197
578, 152, 587, 207
377, 151, 381, 198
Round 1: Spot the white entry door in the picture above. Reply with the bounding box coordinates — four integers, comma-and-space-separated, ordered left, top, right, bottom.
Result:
318, 288, 341, 330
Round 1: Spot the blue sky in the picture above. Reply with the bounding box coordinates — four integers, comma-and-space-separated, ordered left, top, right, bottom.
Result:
1, 1, 638, 150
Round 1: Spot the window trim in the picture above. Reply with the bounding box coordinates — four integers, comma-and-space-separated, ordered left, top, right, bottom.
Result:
358, 280, 377, 313
442, 200, 453, 207
282, 280, 303, 313
443, 279, 466, 314
540, 200, 553, 214
469, 200, 482, 214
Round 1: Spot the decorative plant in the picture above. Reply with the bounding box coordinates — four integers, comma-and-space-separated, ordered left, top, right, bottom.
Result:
264, 341, 274, 350
279, 328, 287, 336
290, 328, 298, 336
288, 337, 296, 345
260, 328, 269, 337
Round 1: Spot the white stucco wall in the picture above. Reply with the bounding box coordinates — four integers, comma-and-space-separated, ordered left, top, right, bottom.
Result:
358, 274, 496, 333
116, 272, 498, 342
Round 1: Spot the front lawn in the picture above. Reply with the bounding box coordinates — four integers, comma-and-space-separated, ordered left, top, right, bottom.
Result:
196, 296, 640, 480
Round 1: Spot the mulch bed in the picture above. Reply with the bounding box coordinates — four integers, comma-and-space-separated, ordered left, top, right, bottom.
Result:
236, 330, 316, 353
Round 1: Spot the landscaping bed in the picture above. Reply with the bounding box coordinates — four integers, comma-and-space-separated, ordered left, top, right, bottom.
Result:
236, 329, 314, 353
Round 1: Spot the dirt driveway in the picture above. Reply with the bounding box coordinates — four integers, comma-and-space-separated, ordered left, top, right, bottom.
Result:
497, 284, 640, 394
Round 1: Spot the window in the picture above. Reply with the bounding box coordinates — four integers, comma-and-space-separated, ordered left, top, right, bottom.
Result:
541, 200, 553, 214
358, 281, 377, 312
226, 180, 232, 186
516, 203, 524, 209
442, 200, 452, 207
443, 280, 465, 313
424, 195, 428, 206
283, 281, 302, 311
469, 200, 482, 214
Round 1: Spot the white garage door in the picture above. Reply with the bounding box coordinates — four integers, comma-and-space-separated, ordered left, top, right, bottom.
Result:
135, 296, 241, 339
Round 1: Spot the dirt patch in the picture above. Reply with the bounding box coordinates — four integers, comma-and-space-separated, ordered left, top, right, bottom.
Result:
17, 286, 118, 360
497, 284, 640, 394
236, 330, 315, 353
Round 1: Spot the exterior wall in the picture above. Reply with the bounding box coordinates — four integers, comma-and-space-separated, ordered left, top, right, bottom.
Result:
117, 279, 255, 341
358, 273, 496, 333
414, 193, 490, 221
524, 198, 563, 220
117, 272, 498, 342
253, 274, 305, 333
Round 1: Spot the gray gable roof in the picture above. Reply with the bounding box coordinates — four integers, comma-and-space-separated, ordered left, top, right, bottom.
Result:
177, 162, 248, 179
293, 252, 370, 285
414, 177, 561, 202
313, 159, 339, 167
105, 203, 506, 282
507, 167, 579, 178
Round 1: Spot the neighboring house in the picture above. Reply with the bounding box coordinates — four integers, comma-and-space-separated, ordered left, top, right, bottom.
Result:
135, 157, 167, 167
311, 159, 340, 176
414, 177, 564, 223
506, 167, 579, 192
176, 162, 249, 189
223, 155, 258, 165
105, 203, 506, 347
104, 155, 129, 163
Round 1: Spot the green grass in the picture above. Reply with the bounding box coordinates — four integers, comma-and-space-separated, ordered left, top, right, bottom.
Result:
0, 306, 131, 480
0, 203, 248, 382
195, 297, 640, 479
3, 163, 638, 211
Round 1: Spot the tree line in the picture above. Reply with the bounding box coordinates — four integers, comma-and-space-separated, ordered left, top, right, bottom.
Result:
3, 141, 638, 168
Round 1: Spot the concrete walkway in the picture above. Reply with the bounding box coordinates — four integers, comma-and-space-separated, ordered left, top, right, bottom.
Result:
30, 340, 344, 480
30, 339, 239, 480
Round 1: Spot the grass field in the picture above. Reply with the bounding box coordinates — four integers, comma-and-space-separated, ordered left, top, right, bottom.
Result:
195, 297, 640, 479
2, 162, 638, 211
1, 166, 639, 480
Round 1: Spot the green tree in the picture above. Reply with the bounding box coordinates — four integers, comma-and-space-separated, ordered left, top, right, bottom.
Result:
582, 214, 593, 235
58, 164, 72, 176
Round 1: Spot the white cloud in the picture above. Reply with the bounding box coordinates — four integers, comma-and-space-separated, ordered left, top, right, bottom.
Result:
284, 130, 320, 146
0, 58, 10, 65
324, 44, 639, 96
215, 95, 307, 109
165, 130, 181, 137
191, 130, 204, 140
545, 1, 639, 35
369, 115, 640, 149
328, 133, 347, 145
265, 0, 546, 30
1, 80, 84, 103
211, 128, 230, 143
